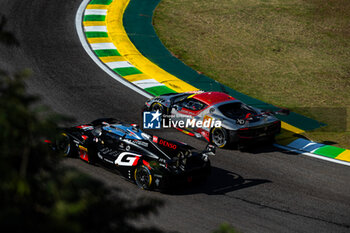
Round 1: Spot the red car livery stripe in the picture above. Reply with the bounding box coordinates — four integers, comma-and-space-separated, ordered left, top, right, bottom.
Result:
192, 92, 234, 106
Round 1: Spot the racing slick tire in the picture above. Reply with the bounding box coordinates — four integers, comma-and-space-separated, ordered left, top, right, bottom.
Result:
210, 127, 233, 148
134, 165, 153, 190
56, 133, 76, 157
151, 102, 167, 115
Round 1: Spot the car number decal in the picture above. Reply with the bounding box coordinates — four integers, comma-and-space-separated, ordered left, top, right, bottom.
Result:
115, 152, 141, 166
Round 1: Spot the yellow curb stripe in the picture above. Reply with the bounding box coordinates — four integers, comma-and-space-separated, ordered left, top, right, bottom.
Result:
99, 56, 127, 63
335, 150, 350, 162
83, 21, 106, 26
86, 4, 109, 10
106, 0, 198, 93
87, 37, 111, 44
281, 122, 305, 134
124, 74, 153, 82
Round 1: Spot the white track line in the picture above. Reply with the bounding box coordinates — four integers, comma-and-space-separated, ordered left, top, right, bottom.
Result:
133, 79, 165, 89
84, 26, 108, 32
75, 0, 152, 99
84, 9, 108, 15
90, 42, 117, 50
106, 61, 134, 69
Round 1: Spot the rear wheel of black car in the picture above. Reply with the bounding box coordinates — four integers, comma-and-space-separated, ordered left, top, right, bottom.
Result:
56, 133, 75, 157
134, 165, 153, 190
210, 127, 229, 148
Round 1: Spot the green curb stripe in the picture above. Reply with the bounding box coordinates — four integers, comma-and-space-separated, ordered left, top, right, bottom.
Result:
90, 0, 113, 4
84, 15, 106, 21
144, 85, 177, 96
113, 67, 142, 76
94, 49, 121, 57
85, 32, 109, 38
83, 1, 178, 96
313, 146, 346, 158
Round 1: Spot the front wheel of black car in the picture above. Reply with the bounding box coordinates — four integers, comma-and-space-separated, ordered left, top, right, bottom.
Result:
210, 127, 230, 148
134, 165, 153, 190
151, 102, 166, 115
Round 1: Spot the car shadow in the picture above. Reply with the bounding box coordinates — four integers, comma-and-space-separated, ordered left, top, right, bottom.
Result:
165, 166, 271, 195
223, 142, 281, 154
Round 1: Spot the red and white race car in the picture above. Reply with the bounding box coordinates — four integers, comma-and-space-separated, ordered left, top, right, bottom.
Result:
143, 91, 287, 148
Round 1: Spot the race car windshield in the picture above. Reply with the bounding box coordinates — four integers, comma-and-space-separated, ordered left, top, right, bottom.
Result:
218, 102, 257, 119
173, 94, 192, 103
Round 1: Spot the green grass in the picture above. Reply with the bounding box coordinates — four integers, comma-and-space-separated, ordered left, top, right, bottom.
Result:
153, 0, 350, 148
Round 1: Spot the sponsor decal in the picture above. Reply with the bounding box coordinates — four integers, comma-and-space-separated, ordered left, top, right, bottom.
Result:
158, 139, 177, 150
155, 178, 160, 187
200, 130, 209, 139
158, 158, 167, 164
79, 145, 89, 162
115, 152, 141, 166
152, 136, 158, 143
133, 140, 149, 147
236, 119, 245, 125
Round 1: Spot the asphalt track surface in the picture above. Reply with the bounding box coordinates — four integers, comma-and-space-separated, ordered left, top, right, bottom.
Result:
1, 1, 349, 232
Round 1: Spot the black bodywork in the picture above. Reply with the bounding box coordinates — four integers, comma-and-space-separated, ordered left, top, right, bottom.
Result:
55, 118, 213, 191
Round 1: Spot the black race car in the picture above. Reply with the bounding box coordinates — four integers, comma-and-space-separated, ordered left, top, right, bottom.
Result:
53, 118, 213, 191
